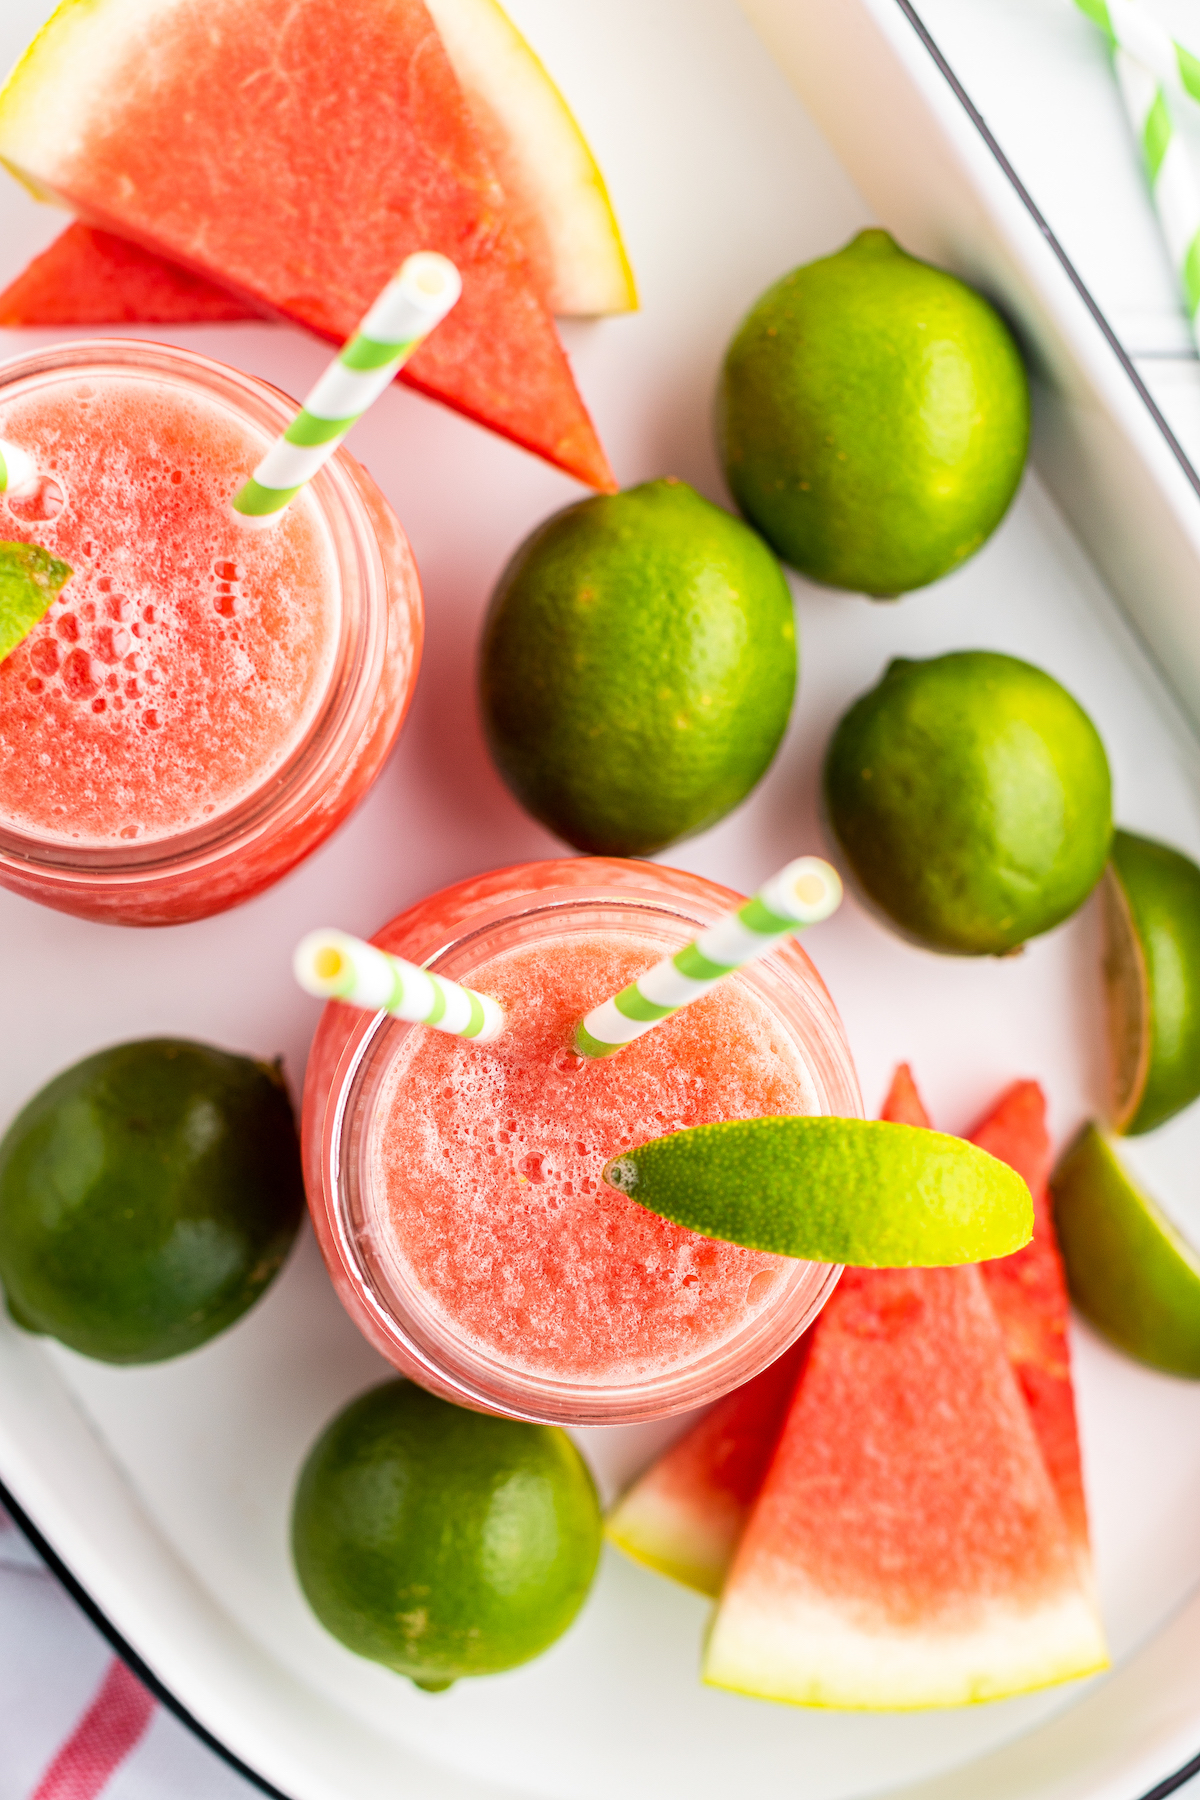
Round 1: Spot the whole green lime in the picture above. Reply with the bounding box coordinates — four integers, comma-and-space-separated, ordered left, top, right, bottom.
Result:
1102, 829, 1200, 1135
718, 229, 1030, 595
824, 651, 1112, 955
0, 1039, 304, 1362
478, 477, 797, 855
292, 1381, 602, 1690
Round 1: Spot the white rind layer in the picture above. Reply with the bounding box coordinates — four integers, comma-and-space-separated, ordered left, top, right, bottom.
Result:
606, 1483, 731, 1599
0, 0, 177, 197
424, 0, 637, 316
703, 1582, 1110, 1709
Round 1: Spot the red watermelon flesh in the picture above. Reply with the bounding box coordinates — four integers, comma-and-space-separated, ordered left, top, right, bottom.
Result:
703, 1260, 1108, 1707
605, 1339, 809, 1598
973, 1082, 1092, 1568
0, 0, 614, 491
878, 1060, 931, 1129
0, 224, 257, 326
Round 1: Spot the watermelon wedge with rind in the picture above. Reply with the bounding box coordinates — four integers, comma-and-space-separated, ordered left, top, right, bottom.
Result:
0, 224, 257, 325
703, 1262, 1109, 1709
0, 0, 638, 329
604, 1340, 807, 1599
0, 0, 615, 491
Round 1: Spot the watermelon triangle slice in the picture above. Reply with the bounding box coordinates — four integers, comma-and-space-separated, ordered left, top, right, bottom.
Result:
973, 1082, 1093, 1575
0, 0, 615, 491
703, 1259, 1109, 1707
0, 225, 258, 326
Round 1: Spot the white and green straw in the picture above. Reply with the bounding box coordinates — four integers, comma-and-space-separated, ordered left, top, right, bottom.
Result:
574, 857, 843, 1060
233, 252, 462, 524
0, 439, 35, 495
294, 929, 504, 1043
1074, 0, 1200, 105
1075, 0, 1200, 343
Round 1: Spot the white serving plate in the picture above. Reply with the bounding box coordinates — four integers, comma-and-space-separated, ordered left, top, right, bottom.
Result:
3, 2, 1200, 1796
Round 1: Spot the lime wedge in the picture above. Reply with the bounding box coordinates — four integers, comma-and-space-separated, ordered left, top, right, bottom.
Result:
1102, 829, 1200, 1135
602, 1117, 1032, 1265
0, 541, 71, 662
1051, 1123, 1200, 1376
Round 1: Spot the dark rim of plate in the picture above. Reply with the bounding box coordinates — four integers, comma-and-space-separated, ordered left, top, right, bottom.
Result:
3, 6, 1200, 1799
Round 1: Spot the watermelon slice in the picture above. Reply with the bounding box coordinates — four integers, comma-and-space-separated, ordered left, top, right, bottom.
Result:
0, 0, 637, 331
703, 1260, 1108, 1707
702, 1067, 1107, 1708
973, 1082, 1092, 1572
0, 224, 257, 325
605, 1340, 808, 1598
0, 0, 615, 491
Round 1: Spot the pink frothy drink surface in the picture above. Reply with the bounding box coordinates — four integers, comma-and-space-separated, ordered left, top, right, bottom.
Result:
369, 931, 819, 1385
0, 370, 337, 844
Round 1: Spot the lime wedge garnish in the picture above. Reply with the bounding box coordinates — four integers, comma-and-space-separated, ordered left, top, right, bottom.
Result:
1051, 1123, 1200, 1375
602, 1117, 1032, 1265
0, 541, 72, 662
1102, 829, 1200, 1135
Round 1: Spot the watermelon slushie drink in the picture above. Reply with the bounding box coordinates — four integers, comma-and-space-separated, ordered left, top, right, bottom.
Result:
302, 859, 860, 1426
0, 340, 421, 924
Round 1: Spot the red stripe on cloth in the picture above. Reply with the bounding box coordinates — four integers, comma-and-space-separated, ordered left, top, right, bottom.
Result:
31, 1658, 155, 1800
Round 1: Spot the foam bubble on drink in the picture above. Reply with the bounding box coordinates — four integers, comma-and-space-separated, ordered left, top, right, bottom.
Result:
0, 375, 339, 846
368, 931, 820, 1386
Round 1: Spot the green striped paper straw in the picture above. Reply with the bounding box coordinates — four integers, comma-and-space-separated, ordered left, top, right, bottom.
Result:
574, 857, 842, 1060
233, 252, 462, 525
0, 439, 35, 494
1112, 43, 1200, 342
294, 929, 504, 1043
1074, 0, 1200, 106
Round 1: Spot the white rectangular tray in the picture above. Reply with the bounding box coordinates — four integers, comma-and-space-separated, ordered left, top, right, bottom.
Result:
4, 2, 1200, 1796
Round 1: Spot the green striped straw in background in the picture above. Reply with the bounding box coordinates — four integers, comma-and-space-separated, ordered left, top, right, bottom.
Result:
233, 252, 462, 524
1075, 0, 1200, 100
294, 930, 505, 1043
574, 857, 843, 1060
1075, 0, 1200, 346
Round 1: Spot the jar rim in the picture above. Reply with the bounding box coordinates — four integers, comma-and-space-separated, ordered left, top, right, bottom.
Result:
0, 337, 388, 883
320, 883, 856, 1427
